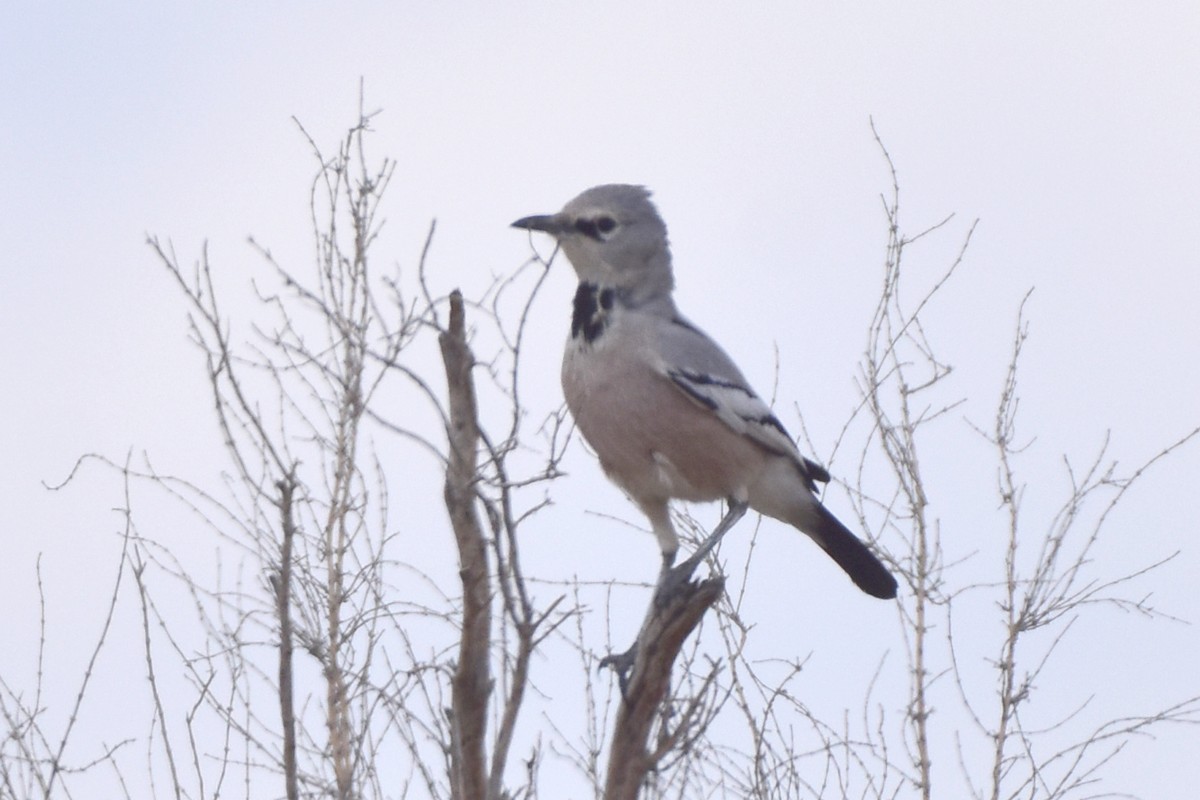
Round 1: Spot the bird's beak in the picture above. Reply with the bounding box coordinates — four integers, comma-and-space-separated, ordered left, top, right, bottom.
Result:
511, 213, 566, 236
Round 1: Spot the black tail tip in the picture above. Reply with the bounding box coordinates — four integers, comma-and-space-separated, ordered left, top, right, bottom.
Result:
859, 571, 898, 600
809, 504, 899, 600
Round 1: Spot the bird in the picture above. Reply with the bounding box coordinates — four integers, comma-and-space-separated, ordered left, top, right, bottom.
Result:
512, 185, 897, 600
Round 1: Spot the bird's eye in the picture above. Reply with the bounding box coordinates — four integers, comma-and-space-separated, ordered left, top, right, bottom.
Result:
574, 215, 618, 241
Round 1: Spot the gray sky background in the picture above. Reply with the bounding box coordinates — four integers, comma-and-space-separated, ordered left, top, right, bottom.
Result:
3, 3, 1198, 797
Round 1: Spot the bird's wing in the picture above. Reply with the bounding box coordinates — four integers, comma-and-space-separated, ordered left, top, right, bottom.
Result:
654, 313, 830, 488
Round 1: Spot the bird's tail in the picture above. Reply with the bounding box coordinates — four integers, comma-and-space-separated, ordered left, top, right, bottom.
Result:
747, 460, 898, 599
806, 504, 898, 599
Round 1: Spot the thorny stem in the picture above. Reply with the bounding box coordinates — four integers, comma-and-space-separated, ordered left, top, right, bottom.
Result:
990, 294, 1030, 800
862, 119, 976, 799
275, 474, 300, 800
869, 130, 934, 799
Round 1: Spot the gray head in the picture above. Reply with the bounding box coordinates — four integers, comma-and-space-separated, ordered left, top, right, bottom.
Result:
512, 184, 674, 304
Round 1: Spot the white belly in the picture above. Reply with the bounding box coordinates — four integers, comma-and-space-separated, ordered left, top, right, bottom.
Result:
561, 325, 767, 505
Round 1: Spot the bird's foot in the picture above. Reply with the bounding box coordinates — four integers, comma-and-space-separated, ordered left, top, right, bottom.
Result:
654, 559, 695, 607
598, 643, 638, 697
603, 501, 749, 696
654, 498, 747, 606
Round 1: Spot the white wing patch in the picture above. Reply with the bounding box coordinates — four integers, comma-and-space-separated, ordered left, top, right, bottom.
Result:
666, 367, 799, 457
664, 366, 832, 489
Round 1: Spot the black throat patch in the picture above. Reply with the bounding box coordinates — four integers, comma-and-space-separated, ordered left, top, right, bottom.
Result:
571, 282, 616, 344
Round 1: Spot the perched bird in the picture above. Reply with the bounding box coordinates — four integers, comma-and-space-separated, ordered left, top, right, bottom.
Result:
513, 185, 897, 600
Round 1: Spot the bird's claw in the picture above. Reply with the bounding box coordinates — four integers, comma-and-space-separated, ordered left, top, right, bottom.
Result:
599, 644, 638, 697
655, 556, 699, 607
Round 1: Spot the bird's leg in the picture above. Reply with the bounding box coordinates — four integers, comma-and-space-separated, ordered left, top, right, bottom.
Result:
656, 547, 677, 584
600, 548, 676, 695
601, 501, 747, 693
602, 500, 747, 693
655, 498, 748, 604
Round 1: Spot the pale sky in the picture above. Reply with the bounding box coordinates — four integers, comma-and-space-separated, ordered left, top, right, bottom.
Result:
3, 3, 1198, 798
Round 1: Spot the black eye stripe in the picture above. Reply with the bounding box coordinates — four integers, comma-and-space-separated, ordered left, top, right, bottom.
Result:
574, 218, 598, 238
574, 215, 618, 240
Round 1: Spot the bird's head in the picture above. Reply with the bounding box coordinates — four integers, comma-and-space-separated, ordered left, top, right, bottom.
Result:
512, 184, 674, 303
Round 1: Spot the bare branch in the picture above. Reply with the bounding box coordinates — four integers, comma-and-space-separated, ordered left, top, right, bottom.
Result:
439, 290, 492, 800
604, 579, 724, 800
